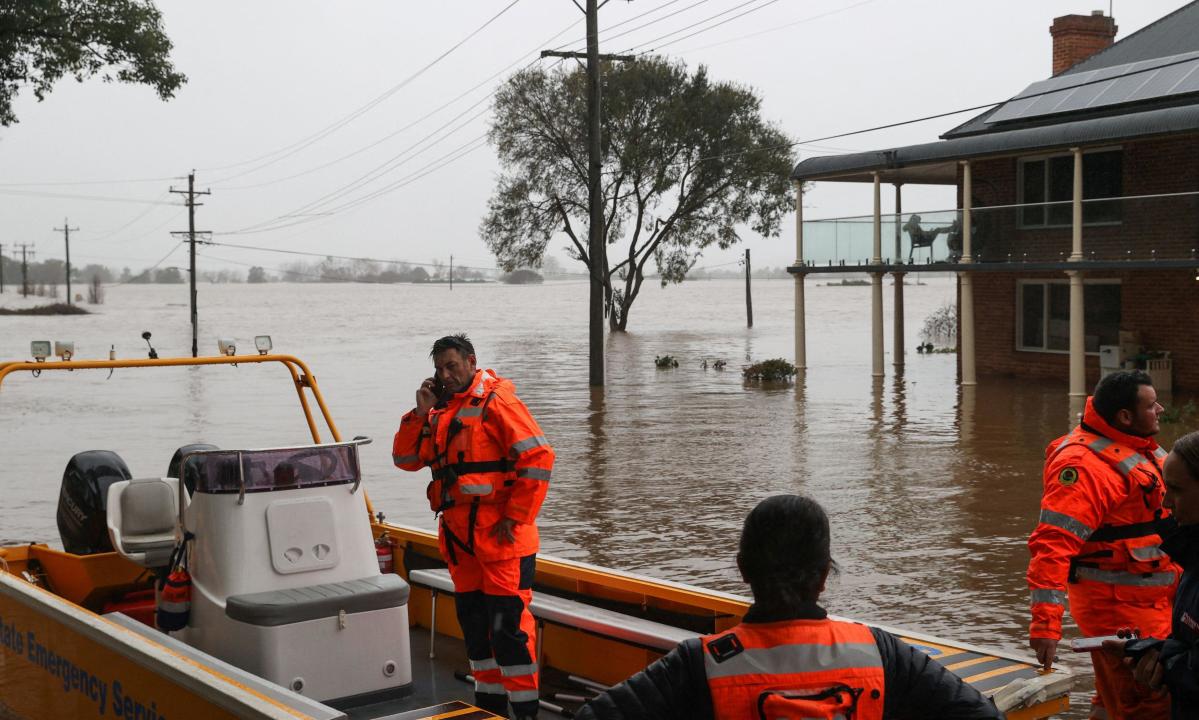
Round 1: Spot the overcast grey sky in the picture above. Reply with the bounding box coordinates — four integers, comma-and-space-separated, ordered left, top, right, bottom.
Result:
0, 0, 1188, 278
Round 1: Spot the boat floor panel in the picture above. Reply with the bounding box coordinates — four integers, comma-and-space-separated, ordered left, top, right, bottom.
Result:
344, 629, 563, 720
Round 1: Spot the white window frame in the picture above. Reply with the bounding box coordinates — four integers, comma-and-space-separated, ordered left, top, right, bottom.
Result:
1015, 278, 1122, 355
1016, 146, 1123, 229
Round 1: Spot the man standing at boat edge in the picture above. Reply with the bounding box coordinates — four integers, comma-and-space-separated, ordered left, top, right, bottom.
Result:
393, 334, 553, 720
1027, 369, 1179, 719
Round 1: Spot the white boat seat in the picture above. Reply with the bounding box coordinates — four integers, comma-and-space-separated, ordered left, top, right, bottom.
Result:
225, 575, 410, 627
407, 567, 697, 652
105, 478, 181, 568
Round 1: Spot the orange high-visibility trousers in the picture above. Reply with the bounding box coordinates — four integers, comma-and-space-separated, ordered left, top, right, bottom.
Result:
448, 549, 539, 718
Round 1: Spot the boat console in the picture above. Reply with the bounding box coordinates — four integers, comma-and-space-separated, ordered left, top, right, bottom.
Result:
176, 442, 413, 704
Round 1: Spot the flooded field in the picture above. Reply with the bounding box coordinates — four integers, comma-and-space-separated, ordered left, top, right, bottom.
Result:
2, 276, 1188, 716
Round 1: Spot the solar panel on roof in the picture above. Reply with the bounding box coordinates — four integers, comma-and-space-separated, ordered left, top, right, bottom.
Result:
988, 50, 1199, 124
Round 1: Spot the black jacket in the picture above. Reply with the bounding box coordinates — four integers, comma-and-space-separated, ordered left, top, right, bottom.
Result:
1157, 519, 1199, 719
576, 603, 1004, 720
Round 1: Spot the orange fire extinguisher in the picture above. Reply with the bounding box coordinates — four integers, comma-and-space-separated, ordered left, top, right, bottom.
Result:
376, 532, 394, 574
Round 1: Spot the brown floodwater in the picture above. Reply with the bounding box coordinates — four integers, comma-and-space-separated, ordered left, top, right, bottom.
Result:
2, 277, 1191, 717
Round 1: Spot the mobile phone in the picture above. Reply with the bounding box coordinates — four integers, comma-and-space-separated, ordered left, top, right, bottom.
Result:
1069, 635, 1125, 652
431, 376, 446, 397
1123, 638, 1165, 661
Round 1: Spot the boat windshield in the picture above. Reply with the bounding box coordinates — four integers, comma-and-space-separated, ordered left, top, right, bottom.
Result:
183, 444, 360, 495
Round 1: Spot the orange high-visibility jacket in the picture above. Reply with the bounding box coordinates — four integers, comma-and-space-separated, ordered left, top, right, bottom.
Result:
1028, 397, 1178, 640
393, 369, 553, 561
702, 619, 885, 720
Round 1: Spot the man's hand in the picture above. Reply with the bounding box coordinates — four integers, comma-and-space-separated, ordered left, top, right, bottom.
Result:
415, 377, 438, 416
1030, 637, 1058, 671
489, 517, 517, 544
1130, 648, 1166, 693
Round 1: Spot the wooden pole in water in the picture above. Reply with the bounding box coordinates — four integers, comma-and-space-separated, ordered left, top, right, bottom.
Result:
53, 218, 79, 305
170, 171, 211, 358
745, 248, 753, 328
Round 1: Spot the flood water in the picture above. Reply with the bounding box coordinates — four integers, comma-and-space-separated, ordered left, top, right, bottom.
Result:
2, 277, 1190, 716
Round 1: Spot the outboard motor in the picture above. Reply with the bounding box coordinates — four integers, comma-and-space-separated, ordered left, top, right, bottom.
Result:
167, 443, 219, 496
56, 450, 133, 554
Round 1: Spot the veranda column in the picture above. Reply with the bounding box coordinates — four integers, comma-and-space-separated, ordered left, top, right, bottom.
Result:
1068, 147, 1086, 402
959, 160, 977, 386
793, 180, 807, 370
893, 183, 905, 368
871, 173, 884, 378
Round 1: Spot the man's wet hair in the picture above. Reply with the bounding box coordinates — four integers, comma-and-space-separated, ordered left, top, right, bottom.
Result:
1173, 431, 1199, 481
739, 494, 837, 607
1092, 370, 1153, 425
431, 334, 475, 359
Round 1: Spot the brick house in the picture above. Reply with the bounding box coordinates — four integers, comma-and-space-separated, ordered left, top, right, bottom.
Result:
789, 4, 1199, 397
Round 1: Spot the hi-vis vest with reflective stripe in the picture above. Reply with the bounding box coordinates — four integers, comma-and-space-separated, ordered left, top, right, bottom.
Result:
422, 371, 545, 513
1041, 428, 1173, 592
703, 619, 884, 720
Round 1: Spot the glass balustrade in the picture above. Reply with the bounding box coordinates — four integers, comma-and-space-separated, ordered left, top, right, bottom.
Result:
799, 192, 1199, 267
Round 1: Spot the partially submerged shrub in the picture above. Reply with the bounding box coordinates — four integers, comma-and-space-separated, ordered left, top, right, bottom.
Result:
742, 358, 797, 383
655, 355, 679, 368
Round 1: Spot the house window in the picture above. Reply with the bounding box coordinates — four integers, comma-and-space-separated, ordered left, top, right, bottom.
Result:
1019, 149, 1122, 226
1017, 280, 1121, 353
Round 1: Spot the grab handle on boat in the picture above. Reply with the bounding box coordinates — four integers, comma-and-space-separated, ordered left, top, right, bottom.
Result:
237, 451, 246, 505
350, 436, 372, 495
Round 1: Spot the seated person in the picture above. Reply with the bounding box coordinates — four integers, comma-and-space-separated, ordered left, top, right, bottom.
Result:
902, 214, 948, 261
576, 495, 1003, 719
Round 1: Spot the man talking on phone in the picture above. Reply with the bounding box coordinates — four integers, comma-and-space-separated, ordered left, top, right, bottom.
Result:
393, 334, 553, 720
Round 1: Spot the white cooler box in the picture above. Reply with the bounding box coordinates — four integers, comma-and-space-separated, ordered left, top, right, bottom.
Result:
223, 575, 412, 703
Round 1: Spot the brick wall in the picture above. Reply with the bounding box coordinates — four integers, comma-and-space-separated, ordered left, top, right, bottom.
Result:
960, 135, 1199, 263
965, 269, 1199, 391
1050, 14, 1117, 75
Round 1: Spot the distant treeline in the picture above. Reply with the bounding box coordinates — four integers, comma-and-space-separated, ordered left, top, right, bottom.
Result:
0, 255, 498, 285
688, 266, 795, 280
0, 253, 782, 286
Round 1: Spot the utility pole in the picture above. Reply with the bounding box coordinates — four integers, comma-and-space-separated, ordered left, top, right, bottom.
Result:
745, 248, 753, 328
170, 171, 211, 358
0, 242, 5, 294
53, 218, 79, 305
542, 2, 634, 387
15, 243, 34, 298
449, 254, 453, 291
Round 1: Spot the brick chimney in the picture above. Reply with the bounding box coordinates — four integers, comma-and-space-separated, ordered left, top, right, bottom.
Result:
1050, 11, 1118, 75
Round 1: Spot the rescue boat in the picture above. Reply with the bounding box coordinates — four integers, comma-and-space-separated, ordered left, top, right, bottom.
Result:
0, 343, 1079, 719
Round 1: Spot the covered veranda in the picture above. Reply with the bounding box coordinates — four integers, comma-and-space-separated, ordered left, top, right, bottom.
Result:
788, 104, 1199, 406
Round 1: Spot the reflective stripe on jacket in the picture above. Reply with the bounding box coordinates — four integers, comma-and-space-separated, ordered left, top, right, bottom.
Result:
703, 619, 884, 720
393, 368, 553, 560
1027, 396, 1178, 640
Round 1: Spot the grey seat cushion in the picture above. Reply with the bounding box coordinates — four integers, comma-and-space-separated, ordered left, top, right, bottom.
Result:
225, 575, 410, 627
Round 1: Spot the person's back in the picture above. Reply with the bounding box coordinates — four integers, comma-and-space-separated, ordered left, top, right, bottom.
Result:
577, 495, 1003, 720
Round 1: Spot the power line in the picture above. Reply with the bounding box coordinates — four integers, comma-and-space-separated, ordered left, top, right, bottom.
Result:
226, 101, 495, 234
0, 175, 177, 188
623, 0, 786, 56
203, 0, 526, 182
0, 188, 175, 205
219, 134, 489, 236
673, 0, 882, 54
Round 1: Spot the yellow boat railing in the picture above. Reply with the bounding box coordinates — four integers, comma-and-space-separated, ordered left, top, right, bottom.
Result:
0, 352, 377, 518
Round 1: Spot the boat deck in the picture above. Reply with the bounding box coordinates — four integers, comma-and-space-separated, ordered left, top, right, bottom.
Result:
341, 630, 564, 719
